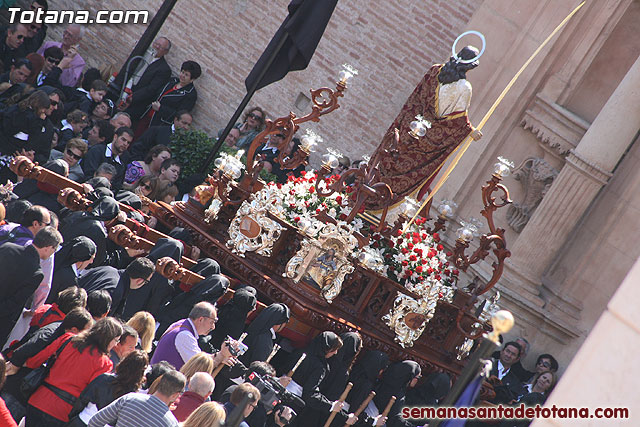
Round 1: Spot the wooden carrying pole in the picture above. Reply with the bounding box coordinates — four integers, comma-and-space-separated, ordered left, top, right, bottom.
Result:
380, 396, 397, 421
211, 332, 248, 378
265, 344, 281, 364
346, 391, 376, 427
287, 353, 307, 378
324, 382, 353, 427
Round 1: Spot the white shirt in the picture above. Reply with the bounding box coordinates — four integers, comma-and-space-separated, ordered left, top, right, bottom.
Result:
175, 318, 200, 364
60, 120, 73, 132
105, 143, 123, 165
497, 361, 510, 380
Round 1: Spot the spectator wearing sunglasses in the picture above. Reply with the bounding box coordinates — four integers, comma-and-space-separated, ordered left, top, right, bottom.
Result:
37, 24, 86, 87
50, 137, 88, 182
0, 23, 29, 72
16, 1, 48, 55
221, 106, 266, 150
27, 45, 64, 88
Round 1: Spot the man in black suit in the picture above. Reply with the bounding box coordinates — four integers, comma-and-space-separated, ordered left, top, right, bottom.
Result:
488, 341, 525, 404
121, 37, 172, 123
0, 226, 62, 346
0, 23, 29, 72
82, 127, 134, 190
129, 110, 192, 160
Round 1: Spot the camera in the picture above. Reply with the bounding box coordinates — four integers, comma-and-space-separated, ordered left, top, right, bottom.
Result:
224, 336, 248, 357
247, 371, 303, 425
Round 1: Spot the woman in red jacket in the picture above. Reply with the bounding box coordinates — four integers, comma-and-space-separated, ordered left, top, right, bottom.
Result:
23, 317, 123, 426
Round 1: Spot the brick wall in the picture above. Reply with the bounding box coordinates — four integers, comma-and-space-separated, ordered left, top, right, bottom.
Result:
28, 0, 481, 166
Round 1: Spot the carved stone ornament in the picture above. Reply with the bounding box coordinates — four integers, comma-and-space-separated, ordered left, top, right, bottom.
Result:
521, 94, 589, 160
506, 157, 558, 232
226, 191, 283, 257
285, 222, 358, 304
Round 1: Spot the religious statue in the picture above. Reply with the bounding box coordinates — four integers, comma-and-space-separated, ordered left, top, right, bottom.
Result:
367, 44, 484, 210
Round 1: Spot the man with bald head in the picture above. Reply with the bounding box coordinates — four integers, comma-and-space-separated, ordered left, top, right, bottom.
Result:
123, 36, 172, 125
38, 23, 85, 86
0, 23, 29, 71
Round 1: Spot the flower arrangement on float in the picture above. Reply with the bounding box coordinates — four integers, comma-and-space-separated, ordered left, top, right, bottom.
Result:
258, 171, 458, 292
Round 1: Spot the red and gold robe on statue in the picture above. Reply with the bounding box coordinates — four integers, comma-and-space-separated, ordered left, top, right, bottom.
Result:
368, 64, 474, 210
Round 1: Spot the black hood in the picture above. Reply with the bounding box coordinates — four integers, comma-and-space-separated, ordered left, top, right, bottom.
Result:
168, 227, 193, 246
88, 195, 119, 222
231, 286, 258, 313
54, 236, 97, 268
85, 177, 112, 191
374, 360, 421, 409
306, 331, 341, 359
246, 302, 290, 336
405, 372, 451, 406
351, 350, 389, 383
190, 257, 220, 276
334, 332, 362, 365
148, 238, 183, 263
115, 190, 142, 211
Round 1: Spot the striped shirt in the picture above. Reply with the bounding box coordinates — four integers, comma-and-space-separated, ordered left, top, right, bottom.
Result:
87, 392, 179, 427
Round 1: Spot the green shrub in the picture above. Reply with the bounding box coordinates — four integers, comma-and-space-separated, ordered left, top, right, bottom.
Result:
169, 129, 217, 178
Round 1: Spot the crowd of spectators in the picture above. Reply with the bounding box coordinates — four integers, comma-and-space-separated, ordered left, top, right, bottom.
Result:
0, 4, 562, 427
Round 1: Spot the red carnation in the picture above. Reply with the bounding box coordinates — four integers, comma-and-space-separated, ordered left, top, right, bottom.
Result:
316, 208, 321, 214
309, 186, 315, 193
336, 195, 343, 204
416, 265, 423, 273
427, 267, 434, 274
294, 217, 301, 222
407, 243, 414, 249
401, 248, 409, 254
409, 254, 417, 261
433, 232, 440, 242
413, 237, 420, 244
401, 260, 408, 266
437, 244, 443, 251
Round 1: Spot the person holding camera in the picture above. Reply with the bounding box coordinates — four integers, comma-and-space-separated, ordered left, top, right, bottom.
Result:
222, 361, 300, 427
151, 302, 233, 371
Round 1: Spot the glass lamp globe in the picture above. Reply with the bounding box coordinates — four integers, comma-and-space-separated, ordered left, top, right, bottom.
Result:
322, 153, 339, 170
338, 64, 358, 84
401, 197, 420, 218
214, 157, 226, 170
409, 120, 427, 138
493, 156, 514, 178
437, 199, 458, 218
456, 226, 474, 242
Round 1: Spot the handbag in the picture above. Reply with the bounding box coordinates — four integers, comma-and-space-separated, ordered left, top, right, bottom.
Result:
20, 337, 72, 400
